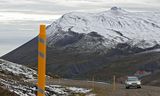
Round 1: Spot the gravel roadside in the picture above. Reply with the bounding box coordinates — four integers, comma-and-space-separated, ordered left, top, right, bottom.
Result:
47, 79, 160, 96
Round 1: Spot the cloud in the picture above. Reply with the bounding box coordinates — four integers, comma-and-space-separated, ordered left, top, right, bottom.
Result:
1, 0, 160, 14
0, 12, 60, 21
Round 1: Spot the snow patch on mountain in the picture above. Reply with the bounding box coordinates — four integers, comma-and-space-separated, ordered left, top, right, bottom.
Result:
47, 7, 160, 49
0, 78, 93, 96
0, 59, 37, 79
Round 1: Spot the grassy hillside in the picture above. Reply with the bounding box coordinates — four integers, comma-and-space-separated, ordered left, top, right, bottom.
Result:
2, 37, 160, 86
80, 51, 160, 81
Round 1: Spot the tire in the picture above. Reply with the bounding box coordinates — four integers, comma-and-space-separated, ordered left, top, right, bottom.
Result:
126, 86, 129, 89
137, 86, 141, 89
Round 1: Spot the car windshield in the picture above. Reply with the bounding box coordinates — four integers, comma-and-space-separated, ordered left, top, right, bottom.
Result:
128, 77, 138, 81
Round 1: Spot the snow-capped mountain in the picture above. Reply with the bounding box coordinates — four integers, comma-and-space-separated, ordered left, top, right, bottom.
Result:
2, 7, 160, 83
47, 7, 160, 51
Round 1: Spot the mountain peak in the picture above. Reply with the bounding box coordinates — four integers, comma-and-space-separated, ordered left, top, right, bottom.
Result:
109, 6, 127, 13
110, 6, 122, 11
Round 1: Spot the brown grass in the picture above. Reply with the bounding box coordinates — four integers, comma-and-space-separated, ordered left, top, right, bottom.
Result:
0, 87, 18, 96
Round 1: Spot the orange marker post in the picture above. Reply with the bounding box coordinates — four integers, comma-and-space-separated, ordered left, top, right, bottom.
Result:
38, 24, 46, 96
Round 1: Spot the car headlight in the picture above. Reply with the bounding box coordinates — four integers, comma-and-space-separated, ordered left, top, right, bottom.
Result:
126, 82, 131, 85
137, 81, 141, 85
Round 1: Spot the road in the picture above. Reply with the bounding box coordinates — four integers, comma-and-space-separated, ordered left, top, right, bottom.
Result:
46, 78, 160, 96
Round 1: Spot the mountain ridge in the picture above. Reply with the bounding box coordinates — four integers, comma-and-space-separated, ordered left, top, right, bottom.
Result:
47, 7, 160, 50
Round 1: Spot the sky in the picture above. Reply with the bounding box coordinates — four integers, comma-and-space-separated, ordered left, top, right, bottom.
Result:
0, 0, 160, 56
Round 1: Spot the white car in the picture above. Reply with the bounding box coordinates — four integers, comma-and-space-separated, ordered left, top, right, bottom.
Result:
125, 76, 141, 89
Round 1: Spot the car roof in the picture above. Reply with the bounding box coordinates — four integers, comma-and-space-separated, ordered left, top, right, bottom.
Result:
127, 76, 138, 79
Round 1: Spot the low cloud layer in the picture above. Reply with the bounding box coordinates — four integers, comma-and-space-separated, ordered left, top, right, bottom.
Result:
1, 0, 160, 14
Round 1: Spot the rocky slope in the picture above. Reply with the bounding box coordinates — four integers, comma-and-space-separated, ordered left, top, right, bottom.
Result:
0, 59, 93, 96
